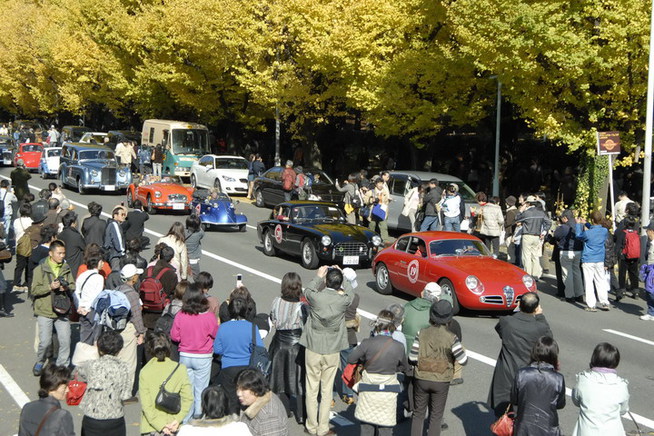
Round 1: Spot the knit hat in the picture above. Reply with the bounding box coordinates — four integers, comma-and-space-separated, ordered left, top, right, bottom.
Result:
430, 300, 453, 325
505, 196, 517, 207
422, 282, 442, 301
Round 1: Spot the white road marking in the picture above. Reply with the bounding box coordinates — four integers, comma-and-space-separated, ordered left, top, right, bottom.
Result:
4, 176, 654, 429
0, 364, 30, 408
603, 329, 654, 347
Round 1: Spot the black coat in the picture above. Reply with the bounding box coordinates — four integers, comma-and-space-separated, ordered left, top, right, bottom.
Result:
18, 395, 75, 436
488, 311, 552, 410
123, 209, 149, 242
511, 362, 565, 436
58, 226, 85, 277
82, 216, 106, 248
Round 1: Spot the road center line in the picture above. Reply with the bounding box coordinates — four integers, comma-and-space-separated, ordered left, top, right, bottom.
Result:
603, 329, 654, 347
4, 176, 654, 429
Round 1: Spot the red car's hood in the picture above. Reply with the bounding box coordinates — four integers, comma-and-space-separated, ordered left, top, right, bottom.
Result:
434, 255, 529, 287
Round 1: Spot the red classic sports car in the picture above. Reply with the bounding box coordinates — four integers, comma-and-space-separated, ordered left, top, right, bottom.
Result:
14, 143, 44, 171
372, 232, 537, 312
126, 175, 194, 214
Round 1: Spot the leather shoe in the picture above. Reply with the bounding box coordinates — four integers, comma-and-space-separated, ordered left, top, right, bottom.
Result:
33, 362, 44, 377
0, 309, 14, 317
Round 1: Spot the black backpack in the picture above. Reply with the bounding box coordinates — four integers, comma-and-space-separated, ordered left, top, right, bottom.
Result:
154, 305, 176, 336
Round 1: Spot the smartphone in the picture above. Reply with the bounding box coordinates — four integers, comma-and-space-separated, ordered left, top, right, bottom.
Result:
236, 274, 243, 287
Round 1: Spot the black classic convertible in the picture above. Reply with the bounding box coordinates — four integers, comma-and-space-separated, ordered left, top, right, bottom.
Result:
257, 201, 383, 269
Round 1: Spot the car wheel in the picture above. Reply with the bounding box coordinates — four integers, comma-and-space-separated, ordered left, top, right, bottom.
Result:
300, 239, 320, 269
438, 278, 461, 314
255, 190, 265, 208
202, 223, 210, 231
126, 191, 134, 208
375, 263, 393, 295
263, 230, 277, 256
214, 178, 221, 192
77, 178, 85, 195
239, 224, 247, 232
190, 174, 197, 189
147, 196, 156, 215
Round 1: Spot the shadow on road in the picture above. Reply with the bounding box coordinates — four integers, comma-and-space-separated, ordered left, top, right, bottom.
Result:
451, 400, 496, 436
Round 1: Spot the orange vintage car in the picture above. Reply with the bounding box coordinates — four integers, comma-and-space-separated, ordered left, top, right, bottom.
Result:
126, 175, 194, 214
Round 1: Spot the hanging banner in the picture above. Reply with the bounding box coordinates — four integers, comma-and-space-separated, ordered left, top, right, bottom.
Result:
597, 131, 621, 155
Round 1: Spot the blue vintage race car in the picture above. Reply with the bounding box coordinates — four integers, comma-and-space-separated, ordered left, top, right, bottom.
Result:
192, 189, 248, 232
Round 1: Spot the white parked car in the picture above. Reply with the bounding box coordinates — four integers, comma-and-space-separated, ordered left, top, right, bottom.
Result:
39, 147, 62, 179
79, 132, 108, 145
190, 154, 249, 194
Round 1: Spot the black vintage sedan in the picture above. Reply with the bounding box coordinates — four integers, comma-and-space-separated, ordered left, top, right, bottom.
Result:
253, 167, 343, 208
257, 201, 383, 269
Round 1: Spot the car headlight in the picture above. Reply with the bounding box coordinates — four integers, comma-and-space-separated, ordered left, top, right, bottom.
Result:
118, 168, 127, 176
155, 191, 162, 198
465, 275, 484, 295
90, 169, 99, 177
222, 176, 236, 182
321, 235, 332, 246
522, 274, 535, 290
372, 235, 382, 246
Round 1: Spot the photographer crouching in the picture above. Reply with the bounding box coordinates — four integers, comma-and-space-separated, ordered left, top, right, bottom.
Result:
30, 239, 76, 376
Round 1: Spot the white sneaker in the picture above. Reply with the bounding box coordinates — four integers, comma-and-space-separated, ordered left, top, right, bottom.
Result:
640, 314, 654, 321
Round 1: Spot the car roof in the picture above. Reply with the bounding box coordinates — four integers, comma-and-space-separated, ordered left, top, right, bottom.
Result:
45, 147, 62, 151
20, 143, 43, 146
389, 170, 463, 183
398, 231, 480, 242
63, 143, 112, 151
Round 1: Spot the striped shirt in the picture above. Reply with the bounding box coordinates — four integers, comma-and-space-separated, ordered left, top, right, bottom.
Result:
409, 329, 468, 366
270, 297, 305, 331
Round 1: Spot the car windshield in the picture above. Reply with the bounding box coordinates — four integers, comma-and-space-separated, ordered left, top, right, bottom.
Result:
23, 145, 42, 152
291, 205, 344, 223
215, 158, 248, 170
429, 239, 490, 257
158, 176, 184, 184
305, 170, 333, 185
79, 150, 114, 160
171, 129, 207, 155
209, 193, 231, 202
47, 149, 61, 157
85, 134, 107, 144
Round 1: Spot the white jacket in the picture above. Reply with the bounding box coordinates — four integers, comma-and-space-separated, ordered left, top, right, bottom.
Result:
572, 369, 629, 436
158, 235, 189, 280
75, 269, 105, 309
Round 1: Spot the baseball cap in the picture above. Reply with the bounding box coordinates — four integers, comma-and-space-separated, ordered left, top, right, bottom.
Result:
342, 267, 358, 289
646, 222, 654, 232
17, 159, 24, 167
525, 195, 538, 203
120, 264, 144, 279
422, 282, 442, 301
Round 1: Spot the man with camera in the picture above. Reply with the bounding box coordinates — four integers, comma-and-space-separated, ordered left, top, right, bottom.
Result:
30, 239, 76, 376
300, 265, 354, 436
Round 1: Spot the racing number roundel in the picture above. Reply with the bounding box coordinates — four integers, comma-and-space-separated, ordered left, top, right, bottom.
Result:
407, 259, 419, 284
274, 224, 283, 244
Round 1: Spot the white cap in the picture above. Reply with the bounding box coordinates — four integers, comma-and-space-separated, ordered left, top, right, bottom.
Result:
422, 282, 442, 301
342, 267, 358, 289
120, 264, 144, 279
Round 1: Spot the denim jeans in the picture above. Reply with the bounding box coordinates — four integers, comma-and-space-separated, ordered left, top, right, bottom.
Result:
3, 214, 11, 244
180, 353, 213, 421
647, 292, 654, 316
420, 215, 440, 232
153, 163, 162, 178
37, 315, 71, 366
443, 216, 460, 232
339, 345, 356, 398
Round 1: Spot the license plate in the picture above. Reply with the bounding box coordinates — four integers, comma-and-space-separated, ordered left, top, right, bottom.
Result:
172, 203, 185, 210
343, 256, 359, 265
103, 185, 115, 191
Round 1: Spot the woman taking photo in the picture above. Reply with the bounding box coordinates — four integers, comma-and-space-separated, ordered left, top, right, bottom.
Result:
236, 369, 289, 436
268, 272, 307, 423
158, 222, 189, 280
335, 173, 360, 224
178, 385, 251, 435
214, 296, 265, 415
170, 284, 219, 421
572, 342, 629, 436
18, 364, 74, 435
347, 309, 408, 435
409, 300, 467, 436
78, 330, 132, 436
511, 336, 566, 435
185, 214, 204, 282
140, 332, 193, 436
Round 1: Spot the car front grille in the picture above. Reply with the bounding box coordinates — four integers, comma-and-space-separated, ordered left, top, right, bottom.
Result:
334, 242, 368, 257
480, 294, 522, 306
168, 194, 188, 202
101, 168, 116, 185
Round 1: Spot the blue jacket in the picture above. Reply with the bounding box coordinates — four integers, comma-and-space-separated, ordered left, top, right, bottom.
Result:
576, 223, 608, 263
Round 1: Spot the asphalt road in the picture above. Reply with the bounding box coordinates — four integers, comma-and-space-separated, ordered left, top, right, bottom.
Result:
1, 168, 653, 436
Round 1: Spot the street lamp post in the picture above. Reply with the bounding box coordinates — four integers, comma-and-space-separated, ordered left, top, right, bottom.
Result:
641, 0, 654, 229
492, 78, 502, 197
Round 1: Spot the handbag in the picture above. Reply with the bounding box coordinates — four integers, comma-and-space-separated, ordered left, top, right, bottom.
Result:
66, 374, 87, 406
249, 322, 271, 376
155, 363, 182, 414
360, 206, 372, 219
341, 337, 394, 389
490, 404, 515, 436
35, 405, 59, 436
71, 342, 99, 366
371, 203, 387, 221
52, 292, 72, 315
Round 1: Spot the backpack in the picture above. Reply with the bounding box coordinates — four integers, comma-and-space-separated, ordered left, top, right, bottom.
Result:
92, 289, 131, 332
140, 266, 172, 312
296, 174, 306, 189
154, 305, 176, 336
347, 191, 362, 208
623, 229, 641, 259
282, 170, 294, 191
16, 232, 32, 257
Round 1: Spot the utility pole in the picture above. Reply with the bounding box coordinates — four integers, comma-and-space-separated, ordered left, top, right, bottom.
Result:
641, 0, 654, 229
492, 79, 502, 197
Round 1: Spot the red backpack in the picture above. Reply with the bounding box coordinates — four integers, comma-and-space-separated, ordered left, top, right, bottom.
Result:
282, 170, 294, 191
622, 229, 641, 259
139, 266, 172, 312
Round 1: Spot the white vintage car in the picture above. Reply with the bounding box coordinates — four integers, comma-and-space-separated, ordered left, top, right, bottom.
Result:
39, 147, 62, 179
190, 154, 249, 194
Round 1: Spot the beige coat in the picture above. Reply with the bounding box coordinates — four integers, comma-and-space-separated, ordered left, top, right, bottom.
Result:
157, 235, 189, 280
480, 203, 504, 237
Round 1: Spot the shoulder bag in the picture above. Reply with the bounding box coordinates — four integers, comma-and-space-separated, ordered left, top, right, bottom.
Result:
249, 321, 271, 377
342, 337, 394, 389
66, 373, 87, 406
155, 362, 181, 414
490, 403, 515, 436
35, 405, 60, 436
